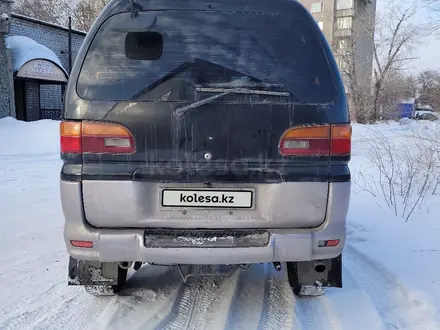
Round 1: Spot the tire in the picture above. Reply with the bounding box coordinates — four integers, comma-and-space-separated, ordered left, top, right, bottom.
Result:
112, 266, 128, 293
84, 266, 128, 296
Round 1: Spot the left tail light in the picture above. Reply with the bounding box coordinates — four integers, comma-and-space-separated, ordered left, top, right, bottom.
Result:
60, 121, 135, 154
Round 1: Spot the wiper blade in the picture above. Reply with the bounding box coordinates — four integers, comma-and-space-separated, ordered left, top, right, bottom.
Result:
196, 87, 291, 96
174, 87, 291, 118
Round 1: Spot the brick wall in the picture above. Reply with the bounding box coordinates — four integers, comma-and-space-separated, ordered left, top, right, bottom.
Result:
0, 34, 9, 118
0, 0, 13, 118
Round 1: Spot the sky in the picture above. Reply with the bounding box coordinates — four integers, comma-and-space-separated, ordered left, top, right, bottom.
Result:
377, 0, 440, 74
411, 16, 440, 73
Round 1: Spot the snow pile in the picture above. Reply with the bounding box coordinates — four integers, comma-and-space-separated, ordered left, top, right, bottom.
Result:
5, 36, 68, 74
0, 116, 60, 155
348, 120, 440, 327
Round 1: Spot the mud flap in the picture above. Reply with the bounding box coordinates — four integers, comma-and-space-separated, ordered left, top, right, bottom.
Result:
68, 257, 120, 286
287, 255, 342, 289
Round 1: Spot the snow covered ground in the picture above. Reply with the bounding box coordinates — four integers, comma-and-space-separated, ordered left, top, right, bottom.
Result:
0, 117, 439, 330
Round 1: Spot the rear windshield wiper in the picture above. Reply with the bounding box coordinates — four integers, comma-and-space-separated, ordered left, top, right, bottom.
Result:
174, 87, 291, 118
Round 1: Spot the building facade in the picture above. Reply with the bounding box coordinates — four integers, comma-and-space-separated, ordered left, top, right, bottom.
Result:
0, 0, 86, 121
299, 0, 377, 114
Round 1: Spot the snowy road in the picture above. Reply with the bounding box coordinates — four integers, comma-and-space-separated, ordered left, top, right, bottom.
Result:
0, 119, 439, 330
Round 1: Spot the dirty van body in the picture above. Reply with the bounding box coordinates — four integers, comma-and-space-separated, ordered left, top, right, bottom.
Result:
61, 0, 351, 296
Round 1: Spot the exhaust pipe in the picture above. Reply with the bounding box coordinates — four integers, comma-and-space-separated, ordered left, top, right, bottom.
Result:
314, 264, 326, 273
118, 261, 133, 269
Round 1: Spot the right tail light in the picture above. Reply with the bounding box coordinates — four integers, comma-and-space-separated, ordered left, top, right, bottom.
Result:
279, 124, 351, 156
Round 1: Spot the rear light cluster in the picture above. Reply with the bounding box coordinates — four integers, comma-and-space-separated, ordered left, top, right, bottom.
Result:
60, 121, 135, 154
279, 124, 351, 156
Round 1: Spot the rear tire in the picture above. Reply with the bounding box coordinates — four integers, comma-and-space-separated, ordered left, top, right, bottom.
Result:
85, 266, 128, 296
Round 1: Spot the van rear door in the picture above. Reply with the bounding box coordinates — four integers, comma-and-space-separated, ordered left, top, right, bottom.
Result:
64, 9, 345, 229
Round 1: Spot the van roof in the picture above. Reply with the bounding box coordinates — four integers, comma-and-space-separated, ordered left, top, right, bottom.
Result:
103, 0, 310, 19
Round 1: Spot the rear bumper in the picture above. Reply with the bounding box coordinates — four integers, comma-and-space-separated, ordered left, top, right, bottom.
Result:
61, 181, 350, 264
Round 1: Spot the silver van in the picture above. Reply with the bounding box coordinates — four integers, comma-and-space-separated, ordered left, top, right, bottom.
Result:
60, 0, 351, 296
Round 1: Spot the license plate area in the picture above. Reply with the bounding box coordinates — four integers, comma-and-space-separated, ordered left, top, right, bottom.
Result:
161, 188, 255, 209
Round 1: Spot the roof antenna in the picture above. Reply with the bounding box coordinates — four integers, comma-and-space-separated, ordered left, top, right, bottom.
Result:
129, 0, 143, 18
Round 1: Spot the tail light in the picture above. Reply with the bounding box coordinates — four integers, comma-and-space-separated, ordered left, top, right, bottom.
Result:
60, 121, 135, 154
279, 124, 351, 156
331, 124, 352, 156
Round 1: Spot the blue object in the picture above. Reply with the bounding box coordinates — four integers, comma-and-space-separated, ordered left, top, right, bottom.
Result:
397, 100, 416, 118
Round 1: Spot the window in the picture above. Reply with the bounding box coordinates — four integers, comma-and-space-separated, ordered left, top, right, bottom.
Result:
336, 17, 353, 30
336, 38, 350, 50
318, 21, 324, 30
335, 0, 354, 10
77, 11, 337, 103
311, 2, 324, 13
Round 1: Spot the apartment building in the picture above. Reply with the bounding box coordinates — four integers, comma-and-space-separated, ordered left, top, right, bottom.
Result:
299, 0, 377, 110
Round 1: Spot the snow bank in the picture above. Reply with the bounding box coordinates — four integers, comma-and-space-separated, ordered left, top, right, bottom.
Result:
0, 117, 60, 156
5, 36, 67, 74
349, 119, 440, 325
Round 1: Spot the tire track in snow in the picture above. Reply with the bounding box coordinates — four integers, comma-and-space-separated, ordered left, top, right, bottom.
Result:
0, 282, 65, 329
224, 264, 268, 330
295, 293, 340, 330
93, 266, 182, 330
196, 269, 241, 330
0, 283, 100, 330
155, 282, 198, 330
154, 265, 239, 330
345, 244, 440, 330
257, 264, 296, 330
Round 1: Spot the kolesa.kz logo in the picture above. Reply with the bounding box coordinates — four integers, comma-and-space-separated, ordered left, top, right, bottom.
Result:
180, 193, 235, 204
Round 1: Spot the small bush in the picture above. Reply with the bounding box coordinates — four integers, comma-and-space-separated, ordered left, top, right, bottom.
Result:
353, 124, 440, 221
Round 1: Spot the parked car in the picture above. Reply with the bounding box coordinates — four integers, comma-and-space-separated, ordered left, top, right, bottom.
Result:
60, 0, 351, 296
415, 110, 438, 121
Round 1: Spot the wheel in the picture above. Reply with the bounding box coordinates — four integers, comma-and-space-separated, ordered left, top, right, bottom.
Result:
84, 266, 128, 296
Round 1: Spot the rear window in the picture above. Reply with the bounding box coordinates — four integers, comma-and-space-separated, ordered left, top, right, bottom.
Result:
77, 11, 336, 103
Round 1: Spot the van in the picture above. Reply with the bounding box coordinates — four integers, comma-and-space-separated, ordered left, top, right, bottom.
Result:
61, 0, 351, 296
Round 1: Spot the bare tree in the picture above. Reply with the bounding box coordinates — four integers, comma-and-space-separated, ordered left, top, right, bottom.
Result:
423, 0, 440, 29
418, 70, 438, 93
72, 0, 110, 31
376, 70, 418, 118
371, 0, 429, 122
13, 0, 72, 25
339, 0, 431, 123
416, 70, 440, 110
